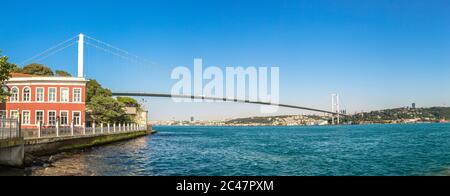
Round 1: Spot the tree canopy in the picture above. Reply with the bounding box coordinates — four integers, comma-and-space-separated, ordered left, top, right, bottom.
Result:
0, 52, 15, 102
88, 96, 130, 123
86, 79, 113, 103
86, 80, 135, 123
55, 70, 72, 77
1, 53, 140, 123
20, 63, 54, 76
117, 96, 140, 107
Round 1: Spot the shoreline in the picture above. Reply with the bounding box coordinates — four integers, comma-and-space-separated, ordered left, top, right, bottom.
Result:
0, 130, 157, 176
3, 125, 450, 176
152, 121, 450, 127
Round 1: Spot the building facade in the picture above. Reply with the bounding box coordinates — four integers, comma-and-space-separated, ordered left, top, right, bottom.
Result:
0, 73, 87, 128
123, 107, 149, 126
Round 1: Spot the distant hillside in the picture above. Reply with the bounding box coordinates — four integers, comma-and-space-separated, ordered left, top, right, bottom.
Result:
224, 107, 450, 126
344, 107, 450, 124
225, 115, 328, 126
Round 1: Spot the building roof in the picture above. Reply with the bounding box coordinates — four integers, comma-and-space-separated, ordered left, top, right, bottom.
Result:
7, 72, 87, 84
9, 72, 34, 78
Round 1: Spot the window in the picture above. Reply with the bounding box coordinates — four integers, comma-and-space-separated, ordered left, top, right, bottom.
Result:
36, 88, 44, 102
48, 111, 56, 126
73, 112, 81, 126
49, 88, 57, 102
0, 111, 5, 127
22, 111, 30, 125
10, 87, 19, 102
36, 111, 44, 125
23, 87, 31, 102
10, 111, 18, 120
60, 111, 68, 125
61, 88, 69, 102
73, 88, 82, 102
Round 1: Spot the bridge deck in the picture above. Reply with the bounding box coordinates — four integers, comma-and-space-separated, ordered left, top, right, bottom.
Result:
112, 92, 348, 116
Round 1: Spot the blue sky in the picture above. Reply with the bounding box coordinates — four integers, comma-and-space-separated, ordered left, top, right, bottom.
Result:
1, 0, 450, 121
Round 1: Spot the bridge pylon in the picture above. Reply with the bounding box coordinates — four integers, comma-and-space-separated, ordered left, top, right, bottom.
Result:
331, 93, 340, 125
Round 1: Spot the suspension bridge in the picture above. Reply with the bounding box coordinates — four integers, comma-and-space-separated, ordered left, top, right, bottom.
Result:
20, 33, 348, 118
1, 33, 349, 167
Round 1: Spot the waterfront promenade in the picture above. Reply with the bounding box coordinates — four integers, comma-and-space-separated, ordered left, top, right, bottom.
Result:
1, 118, 152, 167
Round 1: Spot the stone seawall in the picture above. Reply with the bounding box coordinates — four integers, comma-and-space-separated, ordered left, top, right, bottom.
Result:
25, 130, 152, 157
0, 138, 25, 167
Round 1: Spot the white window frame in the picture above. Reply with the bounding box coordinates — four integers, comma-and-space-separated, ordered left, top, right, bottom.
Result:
36, 87, 45, 102
10, 110, 18, 120
10, 87, 19, 102
60, 87, 69, 103
73, 88, 82, 103
48, 87, 57, 102
60, 110, 69, 126
48, 110, 57, 126
0, 110, 6, 119
72, 111, 82, 126
22, 110, 31, 125
35, 110, 45, 126
23, 86, 31, 102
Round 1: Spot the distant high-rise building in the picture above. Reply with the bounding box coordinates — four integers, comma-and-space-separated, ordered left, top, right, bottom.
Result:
190, 116, 195, 122
412, 103, 416, 109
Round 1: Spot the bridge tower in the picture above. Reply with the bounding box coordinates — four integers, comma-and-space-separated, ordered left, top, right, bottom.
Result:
331, 93, 340, 125
77, 33, 84, 78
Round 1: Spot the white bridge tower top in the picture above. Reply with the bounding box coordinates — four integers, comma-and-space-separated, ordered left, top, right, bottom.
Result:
77, 33, 84, 78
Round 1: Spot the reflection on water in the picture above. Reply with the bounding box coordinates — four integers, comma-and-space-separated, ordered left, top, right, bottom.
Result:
31, 137, 150, 176
32, 153, 93, 176
3, 124, 450, 176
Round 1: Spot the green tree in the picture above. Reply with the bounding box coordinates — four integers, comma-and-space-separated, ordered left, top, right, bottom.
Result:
0, 52, 15, 102
88, 96, 129, 123
21, 63, 54, 76
55, 70, 72, 77
117, 96, 140, 107
8, 63, 22, 73
86, 79, 112, 103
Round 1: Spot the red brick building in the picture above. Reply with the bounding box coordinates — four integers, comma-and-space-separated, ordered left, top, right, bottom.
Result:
0, 73, 87, 128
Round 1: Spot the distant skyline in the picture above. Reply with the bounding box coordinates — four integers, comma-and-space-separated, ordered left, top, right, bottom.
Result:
1, 0, 450, 121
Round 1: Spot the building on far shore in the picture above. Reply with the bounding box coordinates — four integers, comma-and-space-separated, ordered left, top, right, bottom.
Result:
0, 72, 87, 128
124, 106, 149, 126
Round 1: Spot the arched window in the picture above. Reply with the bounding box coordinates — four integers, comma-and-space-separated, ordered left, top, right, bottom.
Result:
10, 87, 19, 102
23, 87, 31, 102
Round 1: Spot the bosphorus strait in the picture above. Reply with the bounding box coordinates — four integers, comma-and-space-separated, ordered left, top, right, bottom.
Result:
24, 123, 450, 176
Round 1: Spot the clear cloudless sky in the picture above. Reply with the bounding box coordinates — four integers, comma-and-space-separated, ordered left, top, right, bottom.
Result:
1, 0, 450, 121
